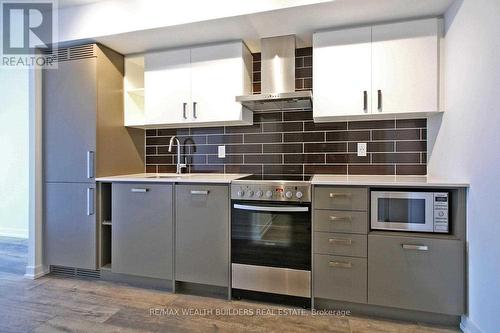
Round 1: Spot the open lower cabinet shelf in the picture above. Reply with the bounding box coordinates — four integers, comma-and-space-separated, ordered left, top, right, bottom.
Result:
99, 183, 112, 270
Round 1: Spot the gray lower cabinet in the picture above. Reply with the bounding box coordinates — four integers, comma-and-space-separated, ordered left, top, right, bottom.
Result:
368, 234, 465, 315
314, 210, 368, 234
44, 183, 97, 270
314, 232, 367, 257
314, 254, 367, 303
314, 187, 368, 211
175, 184, 229, 287
112, 183, 173, 280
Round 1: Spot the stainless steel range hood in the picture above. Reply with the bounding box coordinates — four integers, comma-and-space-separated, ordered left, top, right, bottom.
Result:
236, 35, 312, 111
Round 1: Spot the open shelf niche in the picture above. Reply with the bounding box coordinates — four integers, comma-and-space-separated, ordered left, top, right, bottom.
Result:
99, 182, 112, 270
124, 55, 145, 127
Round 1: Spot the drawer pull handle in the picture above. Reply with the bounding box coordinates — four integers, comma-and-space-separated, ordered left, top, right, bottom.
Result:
131, 188, 149, 193
329, 193, 352, 198
329, 216, 352, 222
329, 261, 352, 269
402, 244, 428, 251
190, 190, 209, 195
329, 238, 352, 245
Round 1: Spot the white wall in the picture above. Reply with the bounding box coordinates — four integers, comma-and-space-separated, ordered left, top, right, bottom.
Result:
428, 1, 500, 332
0, 68, 29, 238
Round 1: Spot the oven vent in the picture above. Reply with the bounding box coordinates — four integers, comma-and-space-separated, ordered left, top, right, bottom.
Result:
50, 265, 101, 279
40, 44, 97, 63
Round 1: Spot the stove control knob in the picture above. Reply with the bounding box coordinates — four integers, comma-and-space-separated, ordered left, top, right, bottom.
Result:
256, 190, 263, 198
237, 190, 245, 197
296, 191, 303, 199
285, 191, 293, 199
265, 190, 273, 198
248, 190, 254, 197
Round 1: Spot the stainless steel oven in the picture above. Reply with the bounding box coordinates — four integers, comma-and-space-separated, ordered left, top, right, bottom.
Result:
231, 176, 311, 300
371, 190, 449, 233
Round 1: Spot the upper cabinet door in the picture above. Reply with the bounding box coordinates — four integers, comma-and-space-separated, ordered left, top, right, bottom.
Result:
372, 19, 440, 114
43, 58, 97, 183
313, 27, 372, 121
190, 42, 251, 124
144, 48, 191, 125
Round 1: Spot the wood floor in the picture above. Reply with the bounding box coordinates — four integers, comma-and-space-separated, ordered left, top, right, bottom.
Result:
0, 238, 460, 333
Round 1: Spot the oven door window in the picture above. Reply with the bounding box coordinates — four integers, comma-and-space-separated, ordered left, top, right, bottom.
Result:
231, 201, 311, 270
377, 198, 426, 224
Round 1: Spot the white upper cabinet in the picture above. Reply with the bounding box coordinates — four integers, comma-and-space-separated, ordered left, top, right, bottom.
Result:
372, 19, 439, 114
313, 27, 372, 120
190, 42, 252, 124
313, 18, 442, 122
144, 48, 191, 126
130, 41, 252, 128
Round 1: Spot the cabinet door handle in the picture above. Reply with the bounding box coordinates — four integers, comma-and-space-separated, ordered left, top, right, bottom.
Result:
182, 102, 187, 119
329, 261, 352, 269
329, 192, 351, 198
87, 188, 94, 216
363, 90, 367, 112
377, 89, 382, 111
402, 244, 429, 251
329, 215, 352, 222
329, 238, 352, 245
87, 151, 95, 179
193, 102, 197, 119
131, 188, 149, 193
190, 190, 209, 195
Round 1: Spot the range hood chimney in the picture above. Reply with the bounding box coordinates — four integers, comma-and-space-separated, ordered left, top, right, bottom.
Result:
236, 35, 312, 111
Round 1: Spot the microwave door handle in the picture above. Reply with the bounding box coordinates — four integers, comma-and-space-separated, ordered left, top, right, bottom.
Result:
233, 204, 309, 213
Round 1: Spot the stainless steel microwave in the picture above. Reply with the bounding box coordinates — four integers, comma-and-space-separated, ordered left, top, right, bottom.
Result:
371, 191, 449, 233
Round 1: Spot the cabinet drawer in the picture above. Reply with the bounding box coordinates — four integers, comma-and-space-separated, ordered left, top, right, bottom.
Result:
314, 187, 368, 210
314, 254, 367, 303
314, 210, 367, 234
368, 234, 464, 315
314, 232, 367, 257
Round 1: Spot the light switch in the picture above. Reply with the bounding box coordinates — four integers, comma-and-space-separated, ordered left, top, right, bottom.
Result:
218, 145, 226, 158
357, 143, 367, 157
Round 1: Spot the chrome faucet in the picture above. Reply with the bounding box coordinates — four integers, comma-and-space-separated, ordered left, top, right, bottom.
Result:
168, 136, 187, 174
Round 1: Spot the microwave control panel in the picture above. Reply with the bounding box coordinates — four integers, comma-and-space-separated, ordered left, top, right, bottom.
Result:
433, 193, 449, 233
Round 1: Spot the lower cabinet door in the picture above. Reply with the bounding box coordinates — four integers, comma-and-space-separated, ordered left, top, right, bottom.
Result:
368, 234, 465, 315
175, 184, 229, 287
314, 254, 367, 303
112, 183, 173, 280
44, 182, 97, 270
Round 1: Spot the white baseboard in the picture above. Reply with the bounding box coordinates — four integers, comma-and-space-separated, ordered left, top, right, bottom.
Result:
24, 265, 49, 279
460, 315, 482, 333
0, 227, 29, 239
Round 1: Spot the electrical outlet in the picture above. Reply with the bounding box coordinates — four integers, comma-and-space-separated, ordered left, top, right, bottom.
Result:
357, 143, 367, 157
218, 145, 226, 158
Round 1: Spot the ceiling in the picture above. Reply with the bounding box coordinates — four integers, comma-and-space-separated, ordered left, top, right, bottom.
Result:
57, 0, 103, 8
65, 0, 457, 54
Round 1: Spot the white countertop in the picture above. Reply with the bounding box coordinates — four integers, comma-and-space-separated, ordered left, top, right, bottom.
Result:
311, 175, 469, 188
96, 173, 250, 184
97, 173, 469, 187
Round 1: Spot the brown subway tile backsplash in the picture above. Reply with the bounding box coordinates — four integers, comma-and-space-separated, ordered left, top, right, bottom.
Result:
349, 165, 396, 176
145, 48, 427, 176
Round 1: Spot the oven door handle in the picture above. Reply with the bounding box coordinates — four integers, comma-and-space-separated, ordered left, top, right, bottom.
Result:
233, 204, 309, 212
